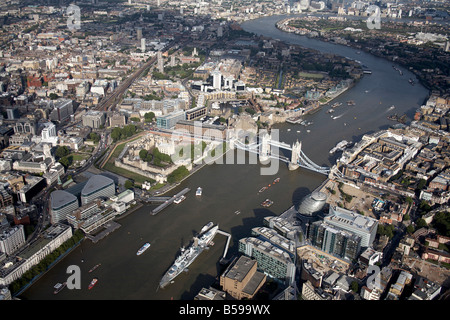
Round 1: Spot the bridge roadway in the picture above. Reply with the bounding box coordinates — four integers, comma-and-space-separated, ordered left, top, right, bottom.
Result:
151, 187, 190, 215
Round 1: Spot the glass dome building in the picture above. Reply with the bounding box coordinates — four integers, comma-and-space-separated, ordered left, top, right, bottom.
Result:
297, 191, 327, 217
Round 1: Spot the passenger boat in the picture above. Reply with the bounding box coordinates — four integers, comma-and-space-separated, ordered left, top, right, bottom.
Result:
53, 282, 66, 294
137, 243, 151, 255
261, 199, 273, 207
174, 195, 186, 204
88, 278, 98, 290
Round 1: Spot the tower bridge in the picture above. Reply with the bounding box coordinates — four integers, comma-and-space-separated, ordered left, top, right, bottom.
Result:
159, 127, 330, 175
232, 134, 330, 175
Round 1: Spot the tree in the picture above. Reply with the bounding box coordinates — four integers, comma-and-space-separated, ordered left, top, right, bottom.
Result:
416, 218, 428, 228
144, 112, 155, 122
55, 146, 70, 159
139, 149, 148, 160
49, 93, 59, 100
432, 211, 450, 237
89, 132, 100, 143
406, 224, 415, 234
167, 166, 189, 183
59, 156, 71, 168
111, 127, 122, 142
416, 179, 427, 191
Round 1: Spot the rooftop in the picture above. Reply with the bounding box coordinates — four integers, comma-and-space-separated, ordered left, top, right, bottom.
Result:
81, 175, 114, 197
327, 206, 377, 232
223, 255, 256, 283
50, 190, 78, 210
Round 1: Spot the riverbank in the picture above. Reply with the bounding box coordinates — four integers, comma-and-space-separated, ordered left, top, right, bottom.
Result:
274, 14, 447, 95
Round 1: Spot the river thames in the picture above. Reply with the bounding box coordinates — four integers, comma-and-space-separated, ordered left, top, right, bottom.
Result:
20, 14, 429, 300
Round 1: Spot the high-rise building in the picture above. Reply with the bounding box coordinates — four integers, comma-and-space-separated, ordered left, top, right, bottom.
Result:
238, 237, 296, 285
136, 27, 142, 41
50, 99, 74, 122
212, 70, 222, 90
325, 206, 378, 248
6, 108, 19, 120
309, 220, 361, 261
141, 38, 146, 52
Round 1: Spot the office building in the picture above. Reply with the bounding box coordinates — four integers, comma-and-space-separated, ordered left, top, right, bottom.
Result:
309, 220, 361, 261
50, 99, 74, 122
238, 237, 296, 285
50, 190, 79, 223
156, 110, 185, 130
185, 105, 207, 121
175, 119, 227, 139
251, 226, 296, 257
41, 122, 58, 145
220, 255, 266, 300
82, 110, 106, 129
325, 206, 378, 248
6, 108, 20, 120
0, 225, 25, 256
81, 174, 115, 205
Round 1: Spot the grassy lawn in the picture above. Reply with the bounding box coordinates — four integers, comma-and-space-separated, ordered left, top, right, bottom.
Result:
298, 72, 324, 79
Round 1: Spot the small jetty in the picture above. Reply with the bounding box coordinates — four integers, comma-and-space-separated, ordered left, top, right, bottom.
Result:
151, 188, 190, 215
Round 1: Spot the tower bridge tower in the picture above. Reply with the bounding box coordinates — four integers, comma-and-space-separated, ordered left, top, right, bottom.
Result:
289, 140, 301, 170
